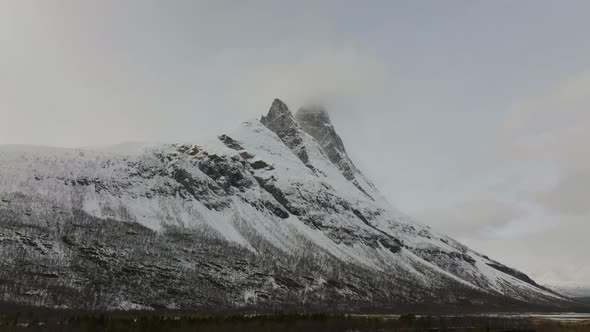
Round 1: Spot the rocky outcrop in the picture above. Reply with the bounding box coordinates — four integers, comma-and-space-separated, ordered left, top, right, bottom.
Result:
295, 105, 376, 199
260, 99, 314, 170
295, 105, 355, 180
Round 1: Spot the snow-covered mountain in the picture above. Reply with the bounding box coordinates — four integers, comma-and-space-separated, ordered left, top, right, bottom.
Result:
0, 99, 571, 311
531, 270, 590, 299
547, 285, 590, 299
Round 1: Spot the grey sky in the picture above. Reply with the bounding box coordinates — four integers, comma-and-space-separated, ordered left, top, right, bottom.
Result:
1, 0, 589, 287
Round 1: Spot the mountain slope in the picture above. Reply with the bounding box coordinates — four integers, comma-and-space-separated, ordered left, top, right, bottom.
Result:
0, 99, 568, 311
547, 284, 590, 298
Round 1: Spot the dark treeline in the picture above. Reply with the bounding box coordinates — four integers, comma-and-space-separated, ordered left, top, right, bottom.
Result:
0, 306, 590, 332
0, 312, 590, 332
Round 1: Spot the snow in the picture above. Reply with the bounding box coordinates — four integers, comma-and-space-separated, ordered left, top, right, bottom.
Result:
0, 112, 565, 304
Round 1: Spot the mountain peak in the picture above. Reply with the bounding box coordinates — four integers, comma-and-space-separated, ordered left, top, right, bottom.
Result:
295, 105, 377, 198
261, 98, 292, 123
295, 105, 353, 177
295, 104, 331, 124
260, 98, 298, 131
260, 98, 313, 167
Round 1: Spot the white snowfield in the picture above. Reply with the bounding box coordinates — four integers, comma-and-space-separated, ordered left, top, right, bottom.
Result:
0, 100, 567, 305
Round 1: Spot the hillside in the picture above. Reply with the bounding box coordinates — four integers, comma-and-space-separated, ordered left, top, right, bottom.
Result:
0, 99, 569, 311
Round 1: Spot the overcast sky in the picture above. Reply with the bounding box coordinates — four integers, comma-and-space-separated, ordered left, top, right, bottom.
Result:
1, 0, 589, 288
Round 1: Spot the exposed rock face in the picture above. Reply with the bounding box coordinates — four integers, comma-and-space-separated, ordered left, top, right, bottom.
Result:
295, 105, 376, 199
296, 105, 355, 180
0, 98, 570, 311
261, 99, 312, 169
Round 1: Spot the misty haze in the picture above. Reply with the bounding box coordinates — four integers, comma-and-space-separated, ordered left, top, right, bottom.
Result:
0, 1, 589, 331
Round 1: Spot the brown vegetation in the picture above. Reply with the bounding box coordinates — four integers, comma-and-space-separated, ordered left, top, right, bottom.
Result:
0, 309, 589, 332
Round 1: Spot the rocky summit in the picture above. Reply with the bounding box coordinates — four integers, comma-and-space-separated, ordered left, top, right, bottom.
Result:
0, 99, 571, 311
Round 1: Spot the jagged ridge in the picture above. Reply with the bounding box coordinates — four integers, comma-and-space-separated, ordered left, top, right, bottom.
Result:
0, 98, 569, 311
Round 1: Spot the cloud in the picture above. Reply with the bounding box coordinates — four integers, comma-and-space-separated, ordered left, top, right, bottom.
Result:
499, 69, 590, 218
534, 170, 590, 216
416, 199, 525, 238
461, 213, 590, 287
421, 69, 590, 286
228, 48, 392, 113
499, 70, 590, 169
0, 0, 393, 146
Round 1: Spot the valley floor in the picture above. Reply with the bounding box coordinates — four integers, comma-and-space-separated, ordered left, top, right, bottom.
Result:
0, 311, 590, 332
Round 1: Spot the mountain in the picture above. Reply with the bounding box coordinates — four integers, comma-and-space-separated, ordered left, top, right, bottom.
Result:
0, 99, 570, 311
547, 285, 590, 299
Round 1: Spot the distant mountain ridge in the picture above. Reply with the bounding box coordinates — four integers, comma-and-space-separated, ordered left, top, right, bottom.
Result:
0, 98, 572, 311
548, 285, 590, 298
